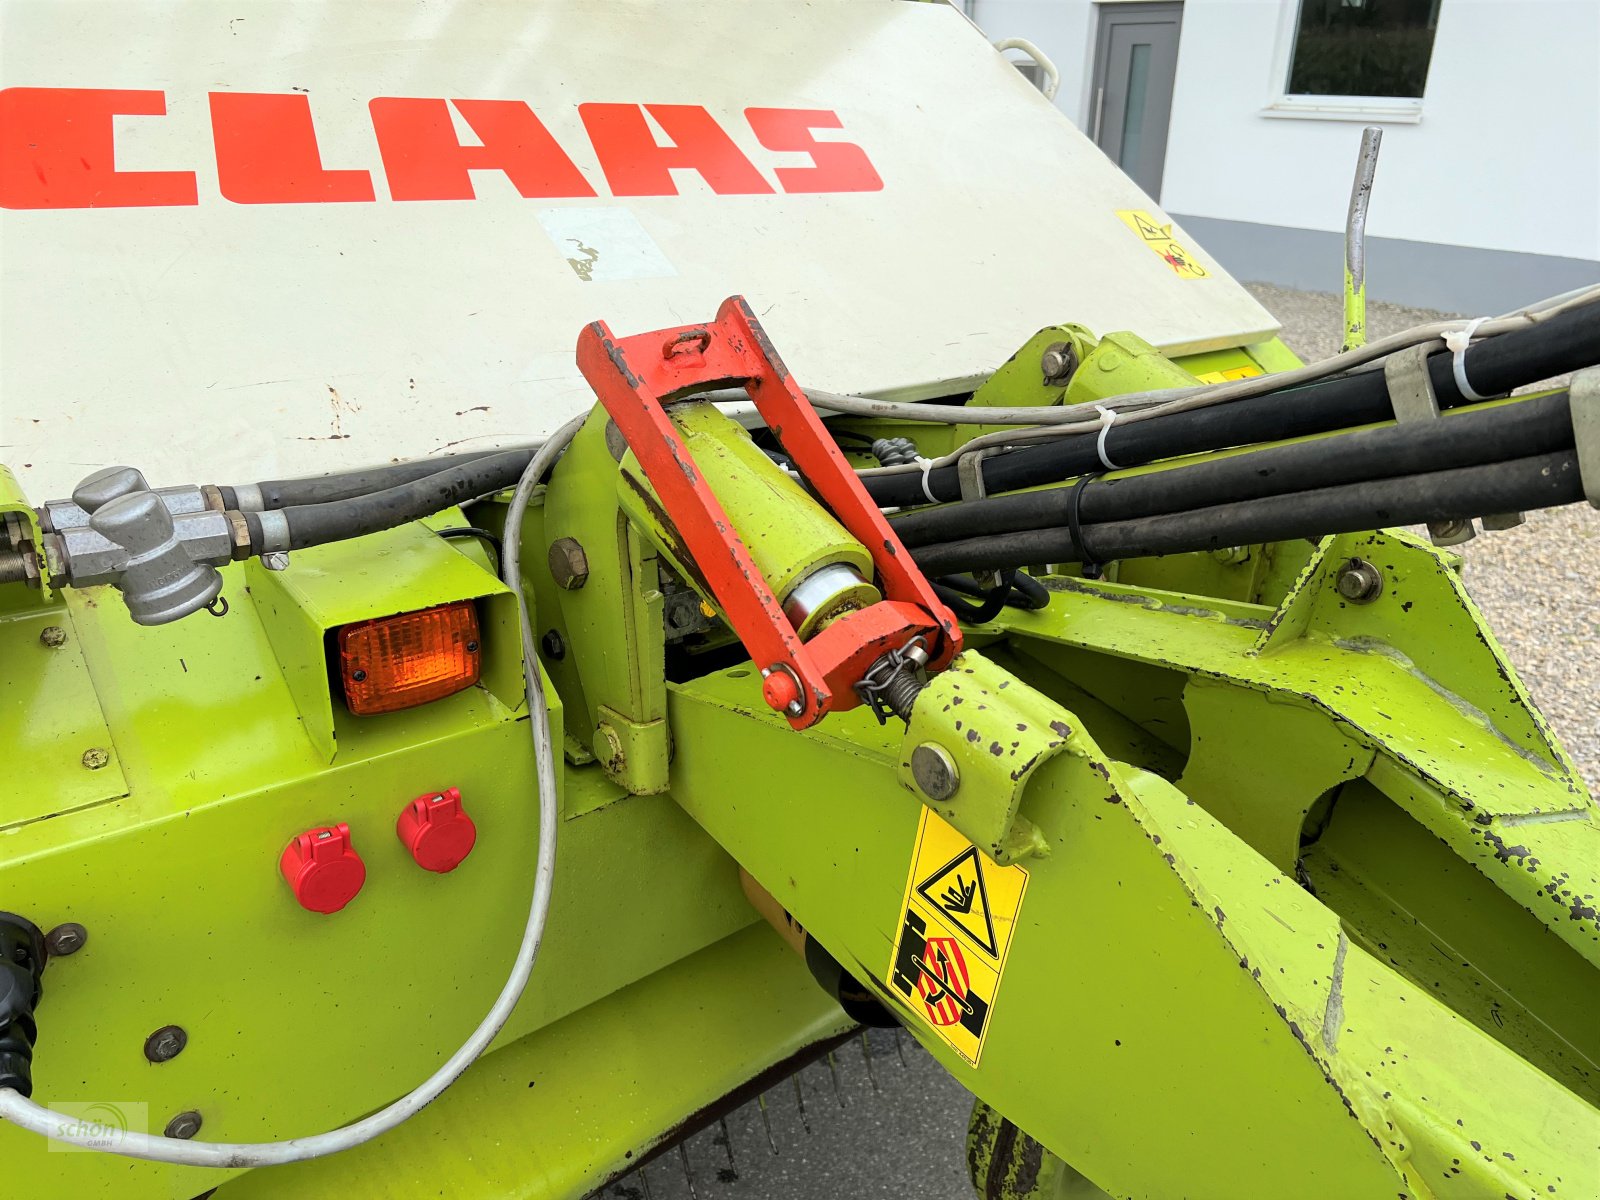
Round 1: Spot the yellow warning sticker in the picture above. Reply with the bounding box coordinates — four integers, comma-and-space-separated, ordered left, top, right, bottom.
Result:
1116, 209, 1209, 279
1194, 365, 1264, 384
885, 808, 1030, 1066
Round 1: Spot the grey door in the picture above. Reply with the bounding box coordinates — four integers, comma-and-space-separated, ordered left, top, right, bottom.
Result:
1091, 2, 1183, 200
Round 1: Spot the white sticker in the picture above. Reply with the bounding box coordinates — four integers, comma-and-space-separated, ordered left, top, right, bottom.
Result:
536, 207, 678, 283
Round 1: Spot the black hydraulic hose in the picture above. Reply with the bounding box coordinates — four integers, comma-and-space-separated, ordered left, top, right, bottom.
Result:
932, 572, 1016, 623
231, 450, 514, 510
891, 390, 1574, 548
932, 571, 1051, 613
866, 301, 1600, 508
909, 451, 1585, 575
265, 449, 534, 551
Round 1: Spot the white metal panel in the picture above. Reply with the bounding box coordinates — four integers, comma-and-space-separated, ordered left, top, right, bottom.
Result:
0, 0, 1276, 502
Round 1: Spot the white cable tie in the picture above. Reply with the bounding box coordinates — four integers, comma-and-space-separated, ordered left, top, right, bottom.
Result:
916, 456, 939, 505
1094, 405, 1123, 471
1443, 316, 1491, 401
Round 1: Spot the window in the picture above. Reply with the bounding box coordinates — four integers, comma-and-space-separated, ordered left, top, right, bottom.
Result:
1287, 0, 1441, 100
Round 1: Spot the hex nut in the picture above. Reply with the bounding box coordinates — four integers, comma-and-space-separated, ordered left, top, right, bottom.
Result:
81, 747, 110, 771
541, 629, 566, 660
45, 922, 88, 957
144, 1025, 188, 1064
39, 625, 68, 649
164, 1111, 203, 1140
1335, 557, 1384, 605
911, 743, 960, 802
548, 538, 590, 590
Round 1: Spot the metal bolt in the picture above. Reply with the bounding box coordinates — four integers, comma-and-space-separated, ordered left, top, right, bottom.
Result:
164, 1111, 203, 1140
45, 922, 88, 957
541, 629, 566, 660
38, 625, 68, 648
594, 723, 625, 774
260, 550, 290, 571
1210, 546, 1251, 566
548, 537, 590, 590
351, 668, 367, 682
910, 743, 960, 802
81, 747, 110, 771
1428, 518, 1477, 547
603, 419, 629, 462
1334, 557, 1384, 604
144, 1025, 188, 1064
1040, 341, 1077, 385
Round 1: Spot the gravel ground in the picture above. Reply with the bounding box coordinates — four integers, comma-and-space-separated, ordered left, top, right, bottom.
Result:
592, 285, 1600, 1200
1248, 283, 1599, 797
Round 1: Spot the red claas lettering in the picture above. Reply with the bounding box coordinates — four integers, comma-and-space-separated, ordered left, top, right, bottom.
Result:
0, 88, 882, 209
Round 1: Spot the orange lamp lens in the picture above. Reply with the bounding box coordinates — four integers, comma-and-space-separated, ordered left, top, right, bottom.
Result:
337, 601, 481, 715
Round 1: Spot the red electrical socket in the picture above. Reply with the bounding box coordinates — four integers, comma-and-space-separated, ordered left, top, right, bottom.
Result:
397, 787, 477, 874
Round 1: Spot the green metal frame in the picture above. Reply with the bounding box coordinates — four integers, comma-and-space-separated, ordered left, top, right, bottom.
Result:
3, 321, 1596, 1200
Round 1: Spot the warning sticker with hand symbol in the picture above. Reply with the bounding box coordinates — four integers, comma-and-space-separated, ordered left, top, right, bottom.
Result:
886, 808, 1030, 1065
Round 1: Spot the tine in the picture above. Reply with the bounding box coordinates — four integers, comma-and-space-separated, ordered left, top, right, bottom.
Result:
893, 1027, 910, 1067
757, 1092, 779, 1156
861, 1033, 881, 1093
826, 1051, 846, 1109
718, 1116, 737, 1172
792, 1072, 811, 1134
638, 1167, 654, 1200
678, 1143, 699, 1200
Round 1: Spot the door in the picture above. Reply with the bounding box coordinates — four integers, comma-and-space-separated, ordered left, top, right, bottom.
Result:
1091, 2, 1183, 199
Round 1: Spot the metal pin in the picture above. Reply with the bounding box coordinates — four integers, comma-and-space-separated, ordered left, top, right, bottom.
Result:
718, 1116, 737, 1174
792, 1072, 811, 1134
826, 1052, 846, 1109
893, 1027, 909, 1067
757, 1093, 779, 1155
677, 1143, 698, 1200
860, 1033, 881, 1093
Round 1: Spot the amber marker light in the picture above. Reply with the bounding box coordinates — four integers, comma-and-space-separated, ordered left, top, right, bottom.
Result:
337, 600, 482, 715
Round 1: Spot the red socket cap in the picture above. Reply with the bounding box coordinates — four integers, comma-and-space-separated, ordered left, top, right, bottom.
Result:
397, 787, 477, 874
279, 823, 366, 914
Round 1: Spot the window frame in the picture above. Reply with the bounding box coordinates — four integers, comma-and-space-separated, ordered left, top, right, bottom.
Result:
1260, 0, 1429, 124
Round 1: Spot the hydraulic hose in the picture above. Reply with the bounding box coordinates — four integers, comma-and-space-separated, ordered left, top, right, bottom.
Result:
0, 432, 575, 1166
890, 390, 1575, 548
257, 450, 536, 552
909, 451, 1585, 576
228, 450, 516, 510
865, 301, 1600, 508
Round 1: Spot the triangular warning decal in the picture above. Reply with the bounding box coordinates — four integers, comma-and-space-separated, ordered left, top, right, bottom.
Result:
1132, 213, 1168, 242
915, 846, 998, 958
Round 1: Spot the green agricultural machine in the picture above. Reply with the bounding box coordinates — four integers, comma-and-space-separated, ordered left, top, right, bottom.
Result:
2, 2, 1597, 1198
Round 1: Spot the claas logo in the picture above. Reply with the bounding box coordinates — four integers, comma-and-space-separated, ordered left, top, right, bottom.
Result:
0, 88, 883, 209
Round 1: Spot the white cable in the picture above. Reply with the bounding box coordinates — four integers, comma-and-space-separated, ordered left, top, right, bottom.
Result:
1444, 316, 1491, 401
1093, 405, 1123, 471
916, 456, 939, 504
0, 417, 585, 1166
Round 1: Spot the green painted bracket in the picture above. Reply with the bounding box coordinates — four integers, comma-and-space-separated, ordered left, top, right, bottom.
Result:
541, 409, 672, 794
1061, 330, 1198, 411
1253, 529, 1571, 776
213, 924, 851, 1200
897, 651, 1063, 864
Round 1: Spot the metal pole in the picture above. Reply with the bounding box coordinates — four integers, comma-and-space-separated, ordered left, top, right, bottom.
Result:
1343, 126, 1383, 353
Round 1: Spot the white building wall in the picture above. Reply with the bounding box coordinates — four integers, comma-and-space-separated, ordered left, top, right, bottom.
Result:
1160, 0, 1600, 262
967, 0, 1600, 309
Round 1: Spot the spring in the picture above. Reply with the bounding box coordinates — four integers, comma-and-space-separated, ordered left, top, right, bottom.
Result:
870, 437, 919, 468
